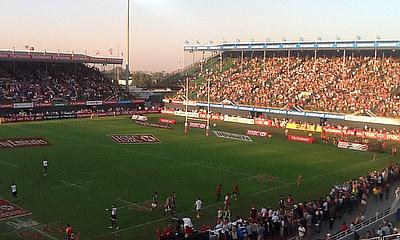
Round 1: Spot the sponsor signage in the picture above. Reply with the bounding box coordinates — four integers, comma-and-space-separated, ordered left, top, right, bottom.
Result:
337, 141, 368, 151
86, 100, 103, 106
0, 137, 50, 149
0, 199, 31, 221
108, 134, 161, 144
345, 115, 400, 126
159, 118, 176, 125
189, 122, 206, 129
224, 115, 255, 125
13, 103, 34, 109
161, 109, 175, 115
287, 135, 314, 144
323, 127, 400, 142
213, 131, 253, 142
131, 115, 148, 121
286, 123, 323, 132
246, 129, 268, 137
174, 111, 199, 118
134, 120, 173, 130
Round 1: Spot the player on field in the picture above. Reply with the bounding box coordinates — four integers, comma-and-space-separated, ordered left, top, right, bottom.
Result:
224, 192, 231, 210
163, 196, 172, 216
65, 224, 73, 240
151, 192, 159, 209
42, 158, 48, 176
232, 183, 239, 200
194, 197, 203, 219
170, 192, 177, 215
215, 184, 222, 201
10, 183, 18, 202
106, 204, 119, 230
297, 174, 303, 187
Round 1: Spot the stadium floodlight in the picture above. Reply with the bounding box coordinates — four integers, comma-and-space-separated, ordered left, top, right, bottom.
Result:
376, 34, 381, 40
184, 40, 190, 45
235, 39, 240, 43
298, 37, 304, 42
282, 37, 287, 42
196, 40, 201, 44
335, 35, 341, 41
356, 35, 362, 41
317, 36, 322, 41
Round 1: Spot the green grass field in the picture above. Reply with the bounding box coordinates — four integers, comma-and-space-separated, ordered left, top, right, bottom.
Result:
0, 115, 397, 240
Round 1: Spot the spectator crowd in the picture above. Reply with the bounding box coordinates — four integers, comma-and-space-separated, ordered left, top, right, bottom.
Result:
159, 163, 400, 240
0, 62, 131, 104
180, 56, 400, 117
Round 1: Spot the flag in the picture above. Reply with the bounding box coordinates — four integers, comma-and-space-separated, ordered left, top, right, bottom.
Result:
24, 45, 29, 50
121, 52, 123, 57
108, 48, 113, 55
29, 47, 34, 51
317, 36, 322, 41
96, 50, 100, 55
376, 34, 381, 40
282, 37, 287, 42
196, 40, 200, 44
222, 39, 227, 43
298, 37, 304, 42
209, 40, 213, 44
184, 40, 189, 44
265, 38, 271, 42
356, 35, 361, 40
235, 39, 240, 43
336, 36, 340, 41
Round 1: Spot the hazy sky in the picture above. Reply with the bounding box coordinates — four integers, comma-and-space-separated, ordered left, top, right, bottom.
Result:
1, 0, 400, 72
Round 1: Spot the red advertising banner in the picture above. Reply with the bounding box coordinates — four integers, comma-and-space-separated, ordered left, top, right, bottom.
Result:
160, 118, 176, 125
287, 135, 314, 144
0, 199, 31, 221
246, 129, 268, 137
323, 127, 400, 142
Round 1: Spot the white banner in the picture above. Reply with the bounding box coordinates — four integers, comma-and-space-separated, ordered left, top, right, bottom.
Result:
174, 111, 199, 118
86, 100, 103, 106
337, 141, 368, 151
213, 131, 252, 142
224, 115, 255, 125
13, 103, 34, 109
131, 115, 148, 121
345, 115, 400, 126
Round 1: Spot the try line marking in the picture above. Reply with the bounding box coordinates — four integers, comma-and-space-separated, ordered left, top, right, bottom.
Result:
117, 198, 151, 212
0, 160, 19, 167
53, 180, 93, 190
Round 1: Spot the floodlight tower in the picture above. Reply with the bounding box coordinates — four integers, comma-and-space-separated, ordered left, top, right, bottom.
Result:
126, 0, 131, 91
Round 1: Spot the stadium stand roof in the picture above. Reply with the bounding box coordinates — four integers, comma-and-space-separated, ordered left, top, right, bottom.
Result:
184, 39, 400, 52
0, 50, 123, 64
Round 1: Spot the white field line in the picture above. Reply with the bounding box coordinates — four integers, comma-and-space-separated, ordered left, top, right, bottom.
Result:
90, 157, 389, 240
30, 225, 60, 240
58, 180, 90, 190
247, 149, 282, 155
307, 160, 328, 165
11, 125, 263, 180
1, 221, 62, 236
53, 180, 93, 189
117, 198, 151, 212
0, 160, 19, 167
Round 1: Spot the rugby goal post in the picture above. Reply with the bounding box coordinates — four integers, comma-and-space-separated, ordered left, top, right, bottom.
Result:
183, 75, 211, 136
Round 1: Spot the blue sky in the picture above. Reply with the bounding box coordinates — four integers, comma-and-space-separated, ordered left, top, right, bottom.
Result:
0, 0, 399, 71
